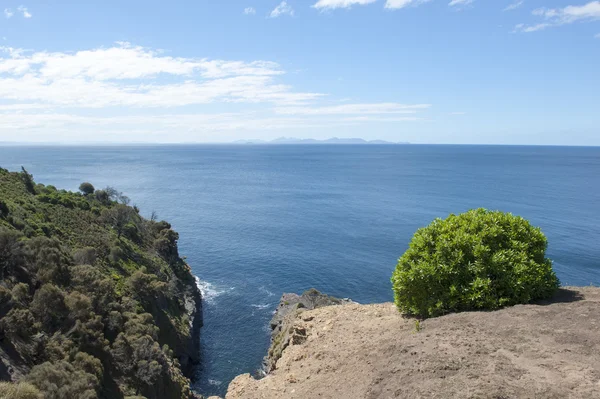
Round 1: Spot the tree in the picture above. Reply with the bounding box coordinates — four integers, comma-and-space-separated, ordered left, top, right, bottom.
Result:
11, 282, 31, 307
0, 228, 25, 280
26, 236, 72, 285
30, 284, 68, 331
153, 229, 180, 261
0, 382, 43, 399
26, 361, 100, 399
127, 271, 166, 302
65, 291, 93, 322
102, 204, 135, 239
1, 308, 38, 339
94, 190, 109, 204
72, 247, 97, 266
391, 208, 560, 318
78, 182, 95, 196
20, 167, 35, 194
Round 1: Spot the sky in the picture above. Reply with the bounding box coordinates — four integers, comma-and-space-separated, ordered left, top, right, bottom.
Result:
0, 0, 599, 145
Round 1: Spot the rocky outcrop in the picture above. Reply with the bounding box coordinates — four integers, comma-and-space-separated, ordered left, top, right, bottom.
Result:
226, 287, 600, 399
179, 277, 204, 377
263, 289, 352, 373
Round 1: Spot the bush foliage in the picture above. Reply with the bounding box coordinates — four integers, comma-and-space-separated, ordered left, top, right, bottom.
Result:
391, 208, 559, 318
0, 168, 198, 399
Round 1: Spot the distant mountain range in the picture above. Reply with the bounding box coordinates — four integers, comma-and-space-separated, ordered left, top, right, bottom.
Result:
233, 137, 410, 145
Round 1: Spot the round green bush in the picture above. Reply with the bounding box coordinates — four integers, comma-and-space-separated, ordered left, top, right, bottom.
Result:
391, 208, 559, 318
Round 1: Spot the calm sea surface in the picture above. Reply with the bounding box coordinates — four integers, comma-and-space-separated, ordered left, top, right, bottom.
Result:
1, 144, 598, 396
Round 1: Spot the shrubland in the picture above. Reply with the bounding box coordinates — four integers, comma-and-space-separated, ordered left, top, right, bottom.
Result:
0, 167, 201, 399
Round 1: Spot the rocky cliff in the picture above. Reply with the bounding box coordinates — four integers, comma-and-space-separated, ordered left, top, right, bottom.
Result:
225, 287, 600, 399
263, 288, 351, 373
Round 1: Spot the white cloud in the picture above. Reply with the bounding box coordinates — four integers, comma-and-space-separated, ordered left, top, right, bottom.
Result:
385, 0, 431, 10
17, 6, 31, 18
595, 32, 600, 38
516, 1, 600, 32
4, 8, 14, 18
449, 0, 474, 7
503, 1, 523, 12
275, 103, 430, 115
0, 43, 428, 142
244, 7, 256, 15
0, 43, 320, 108
513, 22, 551, 32
270, 1, 294, 17
312, 0, 377, 10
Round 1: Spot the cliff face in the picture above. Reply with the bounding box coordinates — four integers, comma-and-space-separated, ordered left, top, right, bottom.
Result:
264, 289, 350, 373
226, 287, 600, 399
0, 167, 202, 399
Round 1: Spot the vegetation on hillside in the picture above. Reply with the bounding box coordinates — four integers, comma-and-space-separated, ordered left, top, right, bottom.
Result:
0, 167, 201, 399
391, 208, 560, 318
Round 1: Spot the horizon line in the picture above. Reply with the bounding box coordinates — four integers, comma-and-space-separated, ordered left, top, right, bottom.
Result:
0, 141, 598, 148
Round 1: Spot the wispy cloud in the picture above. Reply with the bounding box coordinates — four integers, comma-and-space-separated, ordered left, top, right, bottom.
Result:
515, 1, 600, 32
0, 43, 319, 107
0, 43, 427, 142
313, 0, 377, 10
270, 1, 294, 17
385, 0, 432, 10
503, 1, 523, 12
4, 8, 14, 18
17, 5, 31, 18
449, 0, 474, 7
513, 23, 551, 32
595, 32, 600, 38
244, 7, 256, 15
275, 103, 430, 115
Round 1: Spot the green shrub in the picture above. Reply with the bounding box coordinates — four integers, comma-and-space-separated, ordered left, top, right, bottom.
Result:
79, 182, 95, 196
72, 247, 97, 266
2, 308, 38, 338
0, 381, 43, 399
391, 209, 559, 318
26, 360, 100, 399
30, 284, 68, 331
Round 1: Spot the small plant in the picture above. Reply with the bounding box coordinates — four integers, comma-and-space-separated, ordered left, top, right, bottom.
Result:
413, 320, 422, 332
392, 209, 560, 318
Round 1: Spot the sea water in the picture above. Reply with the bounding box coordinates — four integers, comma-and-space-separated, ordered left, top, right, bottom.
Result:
1, 144, 598, 396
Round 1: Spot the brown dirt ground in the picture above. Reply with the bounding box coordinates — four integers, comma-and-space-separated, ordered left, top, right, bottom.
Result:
224, 287, 600, 399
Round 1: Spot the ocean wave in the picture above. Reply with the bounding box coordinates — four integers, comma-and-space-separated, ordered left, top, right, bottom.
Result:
207, 379, 222, 386
195, 277, 234, 304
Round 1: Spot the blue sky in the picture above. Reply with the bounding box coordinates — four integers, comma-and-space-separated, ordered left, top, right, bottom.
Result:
0, 0, 599, 144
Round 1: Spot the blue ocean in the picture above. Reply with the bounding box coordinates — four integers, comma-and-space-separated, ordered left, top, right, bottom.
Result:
1, 144, 598, 396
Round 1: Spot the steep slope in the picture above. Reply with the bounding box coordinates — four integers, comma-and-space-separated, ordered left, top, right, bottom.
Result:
226, 287, 600, 399
0, 167, 202, 399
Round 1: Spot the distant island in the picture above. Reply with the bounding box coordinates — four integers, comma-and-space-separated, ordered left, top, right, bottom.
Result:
232, 137, 410, 145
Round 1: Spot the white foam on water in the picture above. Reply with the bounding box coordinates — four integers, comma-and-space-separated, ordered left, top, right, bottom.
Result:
195, 277, 233, 304
259, 286, 276, 297
251, 303, 272, 310
208, 379, 222, 386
